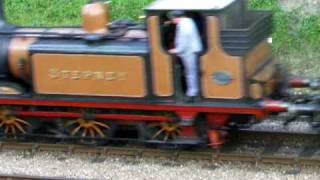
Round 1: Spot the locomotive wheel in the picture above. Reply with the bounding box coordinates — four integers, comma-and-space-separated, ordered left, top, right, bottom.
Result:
145, 122, 182, 141
65, 118, 113, 144
0, 109, 30, 137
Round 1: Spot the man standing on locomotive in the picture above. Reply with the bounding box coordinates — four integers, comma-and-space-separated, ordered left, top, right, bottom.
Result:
168, 10, 203, 103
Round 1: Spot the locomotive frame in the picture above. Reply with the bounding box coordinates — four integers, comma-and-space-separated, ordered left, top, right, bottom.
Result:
0, 0, 318, 147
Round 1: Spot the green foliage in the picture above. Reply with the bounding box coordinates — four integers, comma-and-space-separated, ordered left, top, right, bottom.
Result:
248, 0, 320, 76
249, 0, 280, 10
3, 0, 320, 70
110, 0, 153, 20
4, 0, 153, 25
5, 0, 87, 26
248, 0, 320, 56
299, 16, 320, 47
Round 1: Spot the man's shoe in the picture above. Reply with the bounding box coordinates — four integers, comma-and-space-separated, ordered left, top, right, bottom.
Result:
184, 96, 195, 103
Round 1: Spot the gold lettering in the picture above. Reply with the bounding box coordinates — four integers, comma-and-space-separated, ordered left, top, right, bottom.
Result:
48, 69, 128, 81
105, 72, 117, 81
48, 68, 59, 79
71, 71, 81, 80
61, 70, 70, 79
94, 72, 104, 80
82, 71, 93, 79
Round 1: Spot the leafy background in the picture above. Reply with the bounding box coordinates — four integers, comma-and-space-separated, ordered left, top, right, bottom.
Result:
4, 0, 320, 76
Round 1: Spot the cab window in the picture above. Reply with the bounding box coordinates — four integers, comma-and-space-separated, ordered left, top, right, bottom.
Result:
159, 12, 207, 54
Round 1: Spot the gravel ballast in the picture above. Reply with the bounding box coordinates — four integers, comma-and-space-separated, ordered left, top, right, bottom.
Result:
280, 0, 320, 15
0, 150, 319, 180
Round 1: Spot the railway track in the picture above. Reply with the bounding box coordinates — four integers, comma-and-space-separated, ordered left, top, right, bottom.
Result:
0, 174, 73, 180
0, 130, 318, 166
0, 129, 319, 179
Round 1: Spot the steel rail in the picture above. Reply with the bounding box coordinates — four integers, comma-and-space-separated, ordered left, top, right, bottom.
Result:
0, 174, 78, 180
0, 140, 318, 166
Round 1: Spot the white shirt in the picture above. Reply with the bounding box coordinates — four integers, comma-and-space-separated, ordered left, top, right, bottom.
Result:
175, 17, 203, 55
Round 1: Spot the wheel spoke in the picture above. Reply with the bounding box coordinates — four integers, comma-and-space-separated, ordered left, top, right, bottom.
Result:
10, 125, 16, 134
0, 109, 31, 136
163, 132, 170, 141
71, 125, 82, 136
15, 123, 26, 134
67, 118, 111, 139
93, 121, 110, 129
91, 125, 105, 137
89, 128, 95, 138
82, 128, 88, 137
13, 118, 31, 126
4, 125, 9, 134
149, 122, 181, 141
152, 128, 165, 139
174, 128, 182, 134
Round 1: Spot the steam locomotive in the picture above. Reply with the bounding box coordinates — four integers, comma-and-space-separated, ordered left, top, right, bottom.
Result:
0, 0, 318, 147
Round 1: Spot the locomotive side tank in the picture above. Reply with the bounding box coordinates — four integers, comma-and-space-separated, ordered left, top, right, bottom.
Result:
5, 2, 150, 98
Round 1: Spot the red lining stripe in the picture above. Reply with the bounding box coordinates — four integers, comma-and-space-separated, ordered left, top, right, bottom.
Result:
17, 111, 170, 122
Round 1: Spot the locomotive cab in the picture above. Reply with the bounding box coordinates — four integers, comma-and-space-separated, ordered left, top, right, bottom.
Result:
146, 0, 274, 100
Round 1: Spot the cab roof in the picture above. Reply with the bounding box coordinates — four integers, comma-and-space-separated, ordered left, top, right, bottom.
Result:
146, 0, 236, 11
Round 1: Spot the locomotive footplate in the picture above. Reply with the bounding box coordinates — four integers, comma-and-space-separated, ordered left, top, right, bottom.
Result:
0, 96, 268, 118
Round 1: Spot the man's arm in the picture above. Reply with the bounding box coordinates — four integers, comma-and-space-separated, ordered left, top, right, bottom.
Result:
169, 19, 191, 54
174, 28, 188, 54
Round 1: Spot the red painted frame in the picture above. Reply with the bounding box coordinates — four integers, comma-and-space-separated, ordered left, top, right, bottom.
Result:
0, 98, 269, 120
17, 111, 170, 122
